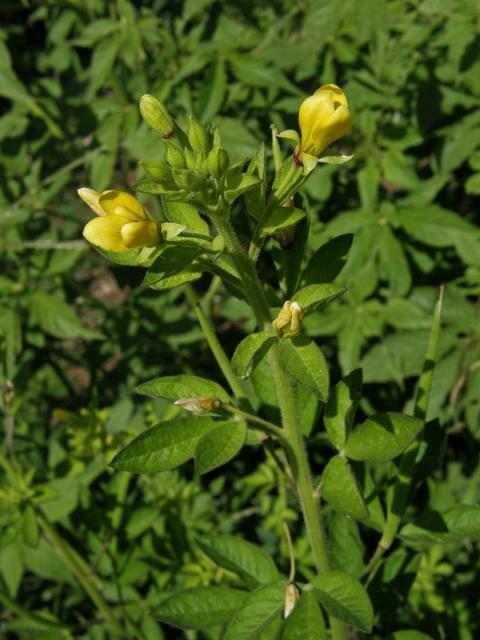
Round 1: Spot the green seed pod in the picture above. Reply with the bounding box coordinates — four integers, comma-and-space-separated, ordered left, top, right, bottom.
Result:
188, 116, 210, 155
139, 95, 175, 138
166, 145, 186, 169
207, 146, 229, 177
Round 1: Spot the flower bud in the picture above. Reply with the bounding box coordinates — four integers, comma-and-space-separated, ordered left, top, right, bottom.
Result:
174, 396, 221, 415
166, 144, 186, 169
272, 301, 304, 338
139, 95, 175, 138
207, 146, 229, 177
188, 116, 210, 155
140, 160, 173, 185
297, 84, 351, 161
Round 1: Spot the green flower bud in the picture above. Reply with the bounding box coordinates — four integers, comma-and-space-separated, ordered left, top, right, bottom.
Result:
139, 95, 174, 138
188, 116, 210, 155
166, 144, 186, 169
184, 148, 197, 171
207, 146, 229, 177
140, 160, 173, 185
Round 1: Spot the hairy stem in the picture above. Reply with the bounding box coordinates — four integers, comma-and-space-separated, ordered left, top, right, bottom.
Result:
184, 284, 247, 401
209, 206, 347, 640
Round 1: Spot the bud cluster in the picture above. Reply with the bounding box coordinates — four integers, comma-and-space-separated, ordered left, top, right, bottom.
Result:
138, 96, 230, 211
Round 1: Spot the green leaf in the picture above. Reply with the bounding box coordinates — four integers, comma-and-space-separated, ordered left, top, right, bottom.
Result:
143, 246, 202, 288
278, 337, 329, 402
345, 413, 424, 463
390, 631, 434, 640
136, 374, 230, 404
225, 173, 262, 204
196, 535, 279, 587
400, 505, 480, 544
28, 292, 101, 340
292, 284, 347, 316
413, 287, 443, 420
224, 581, 287, 640
166, 201, 209, 234
145, 262, 204, 289
195, 419, 247, 473
231, 332, 276, 378
377, 226, 411, 297
311, 570, 374, 631
399, 205, 479, 248
261, 206, 306, 236
110, 417, 227, 473
283, 591, 327, 639
156, 586, 248, 630
198, 59, 227, 123
322, 455, 369, 520
324, 370, 362, 450
301, 234, 354, 286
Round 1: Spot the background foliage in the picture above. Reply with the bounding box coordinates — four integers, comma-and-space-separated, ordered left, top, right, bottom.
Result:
1, 0, 479, 638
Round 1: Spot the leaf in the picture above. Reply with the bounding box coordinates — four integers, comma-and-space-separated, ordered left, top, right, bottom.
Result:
345, 413, 424, 463
28, 292, 101, 340
145, 262, 204, 289
292, 284, 347, 316
156, 586, 248, 630
301, 234, 354, 286
225, 173, 262, 204
400, 505, 480, 544
196, 534, 279, 587
324, 370, 362, 450
278, 337, 329, 402
143, 246, 202, 287
110, 417, 227, 473
166, 202, 209, 234
413, 287, 444, 420
283, 591, 327, 639
224, 581, 287, 640
195, 419, 247, 473
198, 60, 227, 123
232, 332, 276, 378
311, 570, 374, 632
377, 226, 411, 297
136, 374, 230, 404
391, 631, 434, 640
261, 206, 306, 236
322, 455, 369, 520
399, 205, 479, 248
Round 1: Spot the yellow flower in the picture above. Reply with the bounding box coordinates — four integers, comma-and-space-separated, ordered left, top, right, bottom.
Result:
297, 84, 352, 159
78, 188, 162, 252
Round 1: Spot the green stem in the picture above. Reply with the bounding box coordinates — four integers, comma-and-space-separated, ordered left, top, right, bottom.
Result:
223, 403, 286, 441
209, 206, 347, 640
209, 207, 271, 327
35, 511, 128, 638
184, 285, 247, 401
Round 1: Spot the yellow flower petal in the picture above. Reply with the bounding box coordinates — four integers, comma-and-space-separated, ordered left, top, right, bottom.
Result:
99, 190, 147, 220
120, 221, 161, 249
83, 215, 132, 252
77, 188, 105, 216
298, 84, 351, 158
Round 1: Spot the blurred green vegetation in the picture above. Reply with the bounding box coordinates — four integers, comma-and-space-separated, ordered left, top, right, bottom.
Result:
1, 0, 479, 638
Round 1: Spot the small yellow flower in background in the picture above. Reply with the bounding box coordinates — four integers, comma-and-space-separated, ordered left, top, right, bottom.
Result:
297, 84, 352, 159
272, 301, 304, 338
78, 188, 162, 252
